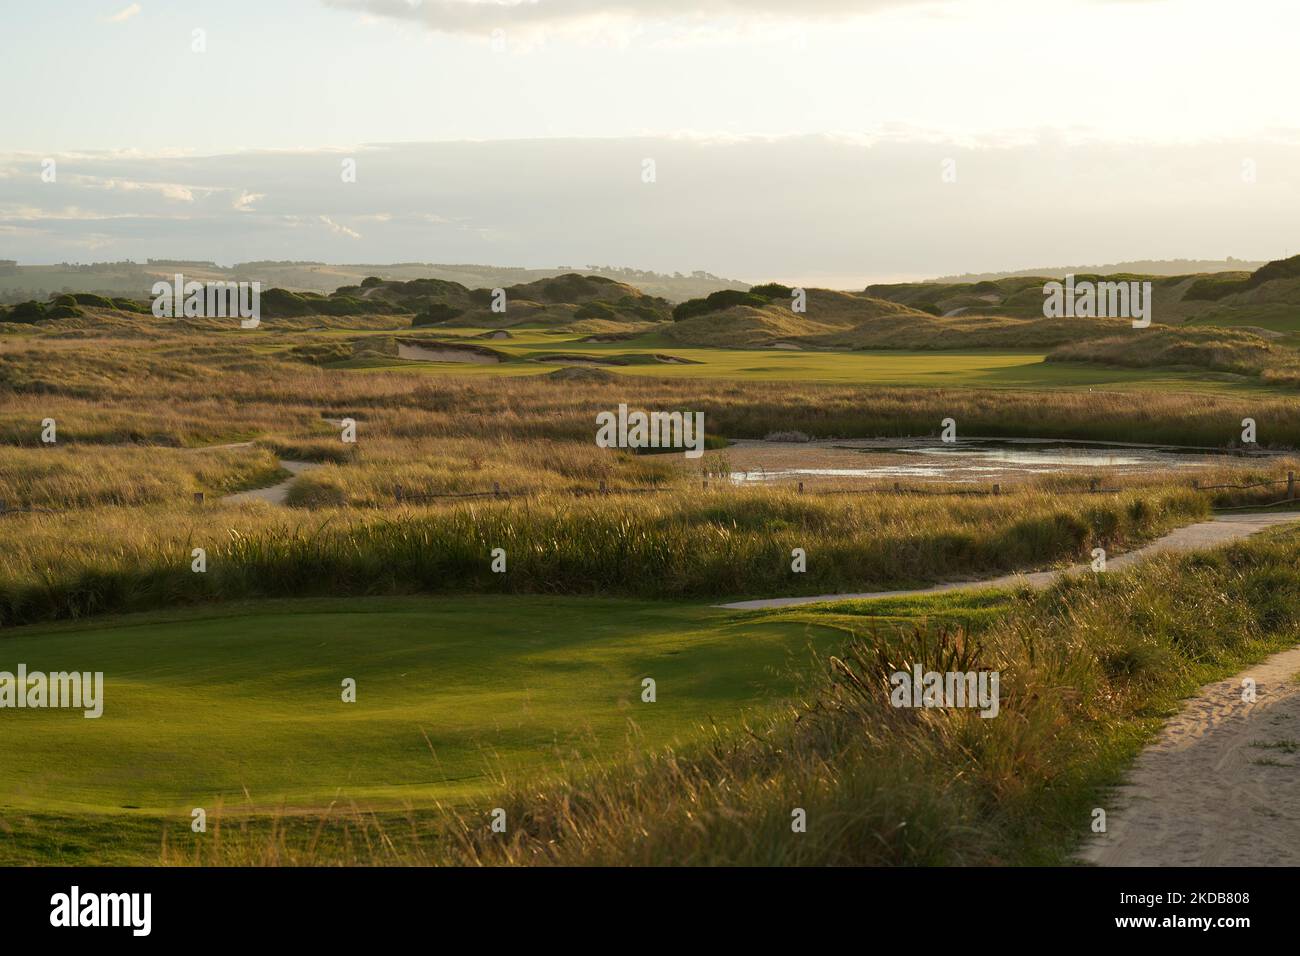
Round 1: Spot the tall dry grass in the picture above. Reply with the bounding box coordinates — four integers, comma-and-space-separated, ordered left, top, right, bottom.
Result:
0, 484, 1206, 627
0, 444, 283, 508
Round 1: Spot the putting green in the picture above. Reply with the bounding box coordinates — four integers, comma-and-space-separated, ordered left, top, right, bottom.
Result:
0, 596, 841, 816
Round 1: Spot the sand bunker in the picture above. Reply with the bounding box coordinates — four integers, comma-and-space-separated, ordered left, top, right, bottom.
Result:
398, 342, 502, 364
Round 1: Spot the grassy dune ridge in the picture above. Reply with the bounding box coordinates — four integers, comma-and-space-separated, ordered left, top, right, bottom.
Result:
0, 485, 1207, 628
7, 339, 1300, 450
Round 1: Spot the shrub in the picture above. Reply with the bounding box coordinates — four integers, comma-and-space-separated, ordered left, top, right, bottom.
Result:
672, 289, 769, 321
574, 302, 617, 321
70, 292, 115, 308
7, 301, 46, 323
412, 303, 465, 326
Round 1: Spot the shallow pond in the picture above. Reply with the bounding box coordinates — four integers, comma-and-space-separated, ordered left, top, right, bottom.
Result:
727, 438, 1274, 484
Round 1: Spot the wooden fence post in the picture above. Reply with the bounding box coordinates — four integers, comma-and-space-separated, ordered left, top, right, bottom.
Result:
599, 480, 607, 495
1289, 472, 1295, 500
1089, 478, 1098, 494
797, 481, 804, 494
395, 484, 404, 503
1192, 478, 1199, 490
992, 484, 1000, 496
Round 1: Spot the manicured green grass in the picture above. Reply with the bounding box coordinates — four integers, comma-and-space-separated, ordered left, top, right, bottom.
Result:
1187, 304, 1300, 338
429, 528, 1300, 867
333, 326, 1275, 392
0, 595, 842, 861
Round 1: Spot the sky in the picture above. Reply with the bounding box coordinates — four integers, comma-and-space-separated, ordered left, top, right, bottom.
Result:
2, 0, 1300, 284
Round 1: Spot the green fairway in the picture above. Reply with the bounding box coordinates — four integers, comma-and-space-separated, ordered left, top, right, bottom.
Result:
0, 596, 842, 818
328, 326, 1275, 392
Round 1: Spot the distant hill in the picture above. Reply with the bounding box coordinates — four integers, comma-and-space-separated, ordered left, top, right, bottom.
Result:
657, 256, 1300, 365
0, 261, 745, 305
935, 258, 1267, 282
335, 272, 675, 330
661, 284, 1138, 350
0, 272, 675, 334
867, 254, 1300, 334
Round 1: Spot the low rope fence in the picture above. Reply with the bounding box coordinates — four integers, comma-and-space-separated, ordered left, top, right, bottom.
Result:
1192, 472, 1300, 510
393, 477, 1126, 504
3, 472, 1296, 516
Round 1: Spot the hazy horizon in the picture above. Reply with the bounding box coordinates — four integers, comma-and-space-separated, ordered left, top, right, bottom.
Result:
4, 1, 1299, 280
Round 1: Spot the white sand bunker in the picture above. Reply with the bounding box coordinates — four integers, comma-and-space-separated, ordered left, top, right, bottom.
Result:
398, 343, 502, 364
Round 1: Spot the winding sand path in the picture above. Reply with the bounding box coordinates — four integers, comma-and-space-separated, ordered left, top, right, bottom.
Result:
720, 509, 1300, 867
718, 512, 1300, 610
223, 460, 320, 505
1080, 643, 1300, 866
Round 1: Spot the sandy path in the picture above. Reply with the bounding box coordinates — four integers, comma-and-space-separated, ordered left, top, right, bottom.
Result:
718, 512, 1300, 610
223, 460, 320, 505
1080, 644, 1300, 866
717, 509, 1300, 865
190, 441, 254, 452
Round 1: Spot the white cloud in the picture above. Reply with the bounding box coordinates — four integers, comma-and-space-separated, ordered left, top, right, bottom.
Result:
233, 191, 265, 212
4, 135, 1298, 278
104, 3, 142, 24
0, 204, 167, 222
319, 215, 361, 239
71, 176, 199, 202
322, 0, 933, 36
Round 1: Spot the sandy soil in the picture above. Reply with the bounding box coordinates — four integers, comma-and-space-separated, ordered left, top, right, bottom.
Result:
1081, 643, 1300, 866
